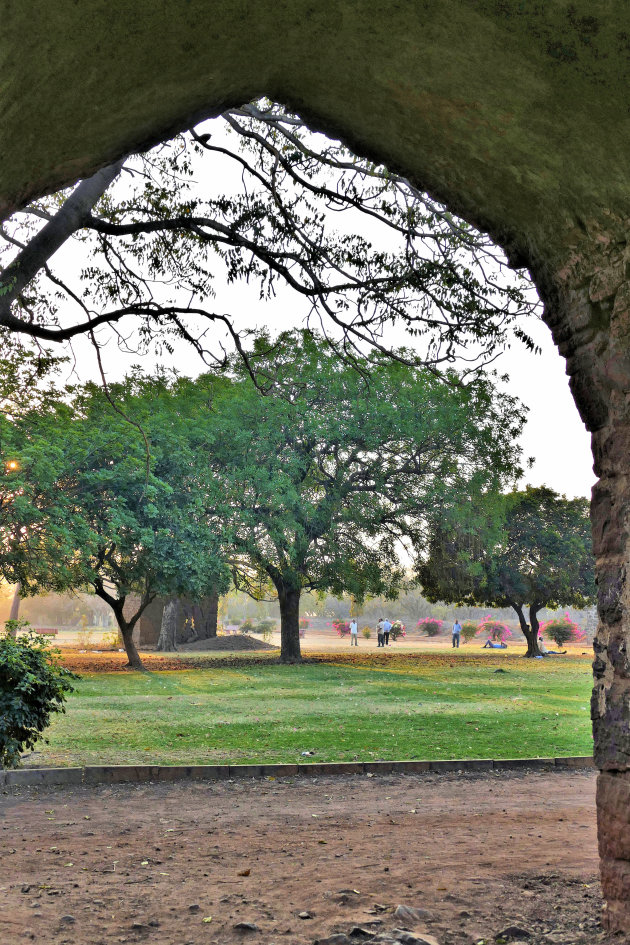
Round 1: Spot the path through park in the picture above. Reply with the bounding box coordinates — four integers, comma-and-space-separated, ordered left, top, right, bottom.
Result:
0, 768, 613, 945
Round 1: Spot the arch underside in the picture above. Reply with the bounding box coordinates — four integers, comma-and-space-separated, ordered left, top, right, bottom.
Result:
3, 0, 630, 931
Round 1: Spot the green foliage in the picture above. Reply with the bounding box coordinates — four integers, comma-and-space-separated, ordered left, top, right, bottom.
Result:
361, 626, 372, 639
209, 330, 525, 655
478, 617, 512, 642
460, 620, 478, 643
389, 620, 406, 640
0, 373, 231, 666
419, 486, 595, 653
540, 614, 585, 647
0, 621, 77, 768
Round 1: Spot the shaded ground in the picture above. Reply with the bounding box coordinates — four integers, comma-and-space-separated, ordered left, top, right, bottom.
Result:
0, 767, 616, 945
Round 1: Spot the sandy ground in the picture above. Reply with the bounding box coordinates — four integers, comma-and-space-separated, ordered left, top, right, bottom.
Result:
0, 767, 615, 945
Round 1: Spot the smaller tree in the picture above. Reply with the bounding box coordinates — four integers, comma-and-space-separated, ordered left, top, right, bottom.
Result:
417, 617, 443, 637
540, 613, 585, 648
477, 617, 512, 643
390, 620, 406, 641
460, 620, 478, 644
419, 486, 595, 657
0, 622, 77, 768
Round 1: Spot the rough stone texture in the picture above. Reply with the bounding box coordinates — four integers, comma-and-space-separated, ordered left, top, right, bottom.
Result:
3, 0, 630, 932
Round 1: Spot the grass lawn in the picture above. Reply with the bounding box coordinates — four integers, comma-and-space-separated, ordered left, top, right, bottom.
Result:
31, 651, 594, 767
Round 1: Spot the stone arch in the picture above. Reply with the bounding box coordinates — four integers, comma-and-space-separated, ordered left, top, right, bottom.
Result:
3, 0, 630, 931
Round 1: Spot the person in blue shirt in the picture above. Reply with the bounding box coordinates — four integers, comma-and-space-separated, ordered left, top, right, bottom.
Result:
382, 618, 392, 646
452, 619, 462, 648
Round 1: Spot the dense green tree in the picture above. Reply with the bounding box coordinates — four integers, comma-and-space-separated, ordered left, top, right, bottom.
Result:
208, 331, 526, 661
0, 376, 229, 670
418, 486, 595, 656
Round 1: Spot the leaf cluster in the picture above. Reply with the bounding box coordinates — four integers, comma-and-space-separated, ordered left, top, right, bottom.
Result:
0, 621, 77, 768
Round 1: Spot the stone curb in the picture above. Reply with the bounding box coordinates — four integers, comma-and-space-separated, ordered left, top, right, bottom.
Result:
0, 756, 594, 789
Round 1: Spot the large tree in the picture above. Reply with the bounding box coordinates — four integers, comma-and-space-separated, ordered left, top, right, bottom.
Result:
0, 375, 229, 669
0, 102, 536, 372
418, 485, 595, 656
207, 331, 526, 661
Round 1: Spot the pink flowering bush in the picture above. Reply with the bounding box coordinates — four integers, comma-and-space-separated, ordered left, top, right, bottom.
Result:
417, 617, 443, 637
539, 613, 585, 648
390, 620, 406, 641
476, 616, 512, 643
333, 620, 351, 637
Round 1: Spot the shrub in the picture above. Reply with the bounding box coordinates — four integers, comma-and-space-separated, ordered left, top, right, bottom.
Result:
417, 617, 443, 637
299, 618, 309, 629
390, 620, 406, 641
539, 613, 585, 648
333, 620, 351, 637
361, 626, 372, 639
0, 622, 77, 769
253, 618, 275, 643
477, 616, 512, 643
240, 617, 255, 634
101, 630, 120, 650
460, 620, 477, 644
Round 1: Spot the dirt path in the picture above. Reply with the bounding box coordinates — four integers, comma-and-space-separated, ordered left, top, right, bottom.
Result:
0, 768, 612, 945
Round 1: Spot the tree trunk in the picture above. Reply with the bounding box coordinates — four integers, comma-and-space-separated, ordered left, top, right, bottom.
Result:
116, 617, 145, 670
278, 586, 302, 663
157, 597, 179, 651
509, 600, 542, 657
194, 593, 218, 639
110, 602, 145, 670
6, 582, 21, 637
9, 583, 20, 621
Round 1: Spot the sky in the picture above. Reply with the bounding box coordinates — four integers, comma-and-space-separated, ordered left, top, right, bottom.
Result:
17, 110, 597, 502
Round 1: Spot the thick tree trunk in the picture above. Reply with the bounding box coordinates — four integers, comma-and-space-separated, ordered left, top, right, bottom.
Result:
278, 586, 302, 663
157, 597, 179, 651
509, 600, 542, 657
194, 593, 218, 639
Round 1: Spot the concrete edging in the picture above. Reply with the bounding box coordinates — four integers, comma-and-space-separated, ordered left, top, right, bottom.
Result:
0, 756, 595, 789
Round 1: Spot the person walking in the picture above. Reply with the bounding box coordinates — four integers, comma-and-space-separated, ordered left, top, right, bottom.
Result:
350, 618, 359, 646
452, 618, 462, 648
377, 617, 385, 647
383, 617, 392, 646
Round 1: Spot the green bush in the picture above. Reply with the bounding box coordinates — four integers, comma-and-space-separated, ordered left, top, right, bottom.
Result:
460, 621, 477, 643
0, 622, 77, 769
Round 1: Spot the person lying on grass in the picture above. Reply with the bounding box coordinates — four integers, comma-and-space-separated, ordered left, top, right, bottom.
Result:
538, 635, 567, 656
482, 638, 508, 649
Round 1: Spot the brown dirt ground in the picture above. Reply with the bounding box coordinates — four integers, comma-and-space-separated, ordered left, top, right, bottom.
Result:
0, 767, 619, 945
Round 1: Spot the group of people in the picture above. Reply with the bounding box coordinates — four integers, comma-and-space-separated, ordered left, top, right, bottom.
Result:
347, 616, 569, 653
348, 617, 394, 646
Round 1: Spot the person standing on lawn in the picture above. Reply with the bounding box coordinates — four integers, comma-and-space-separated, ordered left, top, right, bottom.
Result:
452, 619, 462, 648
383, 617, 392, 646
377, 618, 385, 647
350, 618, 358, 646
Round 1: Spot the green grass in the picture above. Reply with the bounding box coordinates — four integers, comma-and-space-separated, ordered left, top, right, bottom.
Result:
32, 654, 594, 767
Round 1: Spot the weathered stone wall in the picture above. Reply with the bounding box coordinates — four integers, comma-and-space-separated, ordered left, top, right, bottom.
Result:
532, 225, 630, 930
